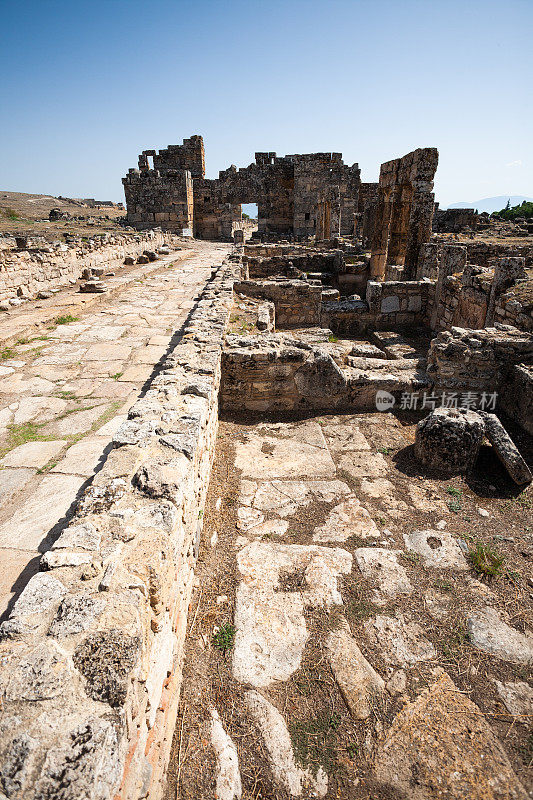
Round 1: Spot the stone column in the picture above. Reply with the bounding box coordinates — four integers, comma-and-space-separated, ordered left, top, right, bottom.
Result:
430, 244, 467, 329
369, 188, 393, 280
403, 183, 435, 279
485, 256, 526, 327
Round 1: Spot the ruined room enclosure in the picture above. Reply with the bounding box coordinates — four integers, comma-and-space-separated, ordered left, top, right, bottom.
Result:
164, 243, 533, 800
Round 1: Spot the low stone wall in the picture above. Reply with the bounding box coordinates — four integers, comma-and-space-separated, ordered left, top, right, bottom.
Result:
0, 231, 182, 304
221, 333, 427, 413
321, 279, 432, 336
0, 260, 238, 800
426, 325, 533, 397
234, 279, 322, 327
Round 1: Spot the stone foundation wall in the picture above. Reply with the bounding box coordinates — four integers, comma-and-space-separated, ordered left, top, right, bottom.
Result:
426, 325, 533, 395
0, 260, 238, 800
321, 279, 432, 336
221, 334, 427, 413
234, 279, 323, 327
0, 231, 181, 304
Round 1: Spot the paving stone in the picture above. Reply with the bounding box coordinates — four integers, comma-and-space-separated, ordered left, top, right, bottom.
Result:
117, 365, 153, 382
0, 475, 85, 550
77, 325, 127, 341
210, 709, 242, 800
245, 690, 328, 798
241, 479, 350, 517
51, 437, 108, 477
1, 440, 66, 469
236, 507, 265, 531
0, 467, 34, 506
233, 542, 352, 686
313, 497, 379, 542
364, 614, 436, 666
12, 397, 68, 424
235, 420, 336, 479
467, 607, 533, 665
408, 481, 449, 513
494, 680, 533, 718
337, 451, 388, 479
354, 548, 412, 605
84, 343, 132, 361
403, 529, 468, 570
374, 672, 528, 800
44, 405, 107, 436
320, 421, 370, 452
95, 414, 127, 436
327, 617, 385, 719
131, 345, 167, 363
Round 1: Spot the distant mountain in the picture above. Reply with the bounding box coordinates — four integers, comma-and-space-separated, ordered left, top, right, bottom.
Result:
446, 196, 533, 214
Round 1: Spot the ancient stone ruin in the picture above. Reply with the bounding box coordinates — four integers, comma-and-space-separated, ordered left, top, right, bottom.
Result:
0, 136, 532, 800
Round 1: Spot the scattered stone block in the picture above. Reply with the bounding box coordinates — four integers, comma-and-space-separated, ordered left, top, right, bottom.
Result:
414, 407, 484, 475
326, 618, 385, 719
481, 412, 532, 485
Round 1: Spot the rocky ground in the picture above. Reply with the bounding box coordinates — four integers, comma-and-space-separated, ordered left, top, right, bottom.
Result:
0, 239, 230, 619
168, 411, 533, 799
0, 190, 126, 240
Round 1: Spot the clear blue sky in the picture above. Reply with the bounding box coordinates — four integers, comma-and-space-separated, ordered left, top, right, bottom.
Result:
0, 0, 530, 207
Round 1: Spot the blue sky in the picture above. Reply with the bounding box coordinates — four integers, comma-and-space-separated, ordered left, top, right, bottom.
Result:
0, 0, 530, 207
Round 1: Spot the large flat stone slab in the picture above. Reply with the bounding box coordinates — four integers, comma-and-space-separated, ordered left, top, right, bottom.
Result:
0, 467, 34, 506
2, 440, 66, 469
51, 437, 108, 477
233, 542, 352, 687
337, 452, 388, 479
0, 475, 85, 550
374, 672, 528, 800
364, 614, 436, 666
240, 479, 350, 517
235, 420, 336, 479
327, 618, 384, 719
313, 497, 379, 542
354, 548, 412, 605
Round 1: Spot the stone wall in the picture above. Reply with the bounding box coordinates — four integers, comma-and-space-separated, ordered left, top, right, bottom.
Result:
123, 136, 361, 241
0, 260, 238, 800
221, 333, 427, 413
370, 148, 439, 280
234, 279, 323, 327
0, 231, 180, 305
432, 207, 478, 233
426, 325, 533, 394
321, 278, 432, 336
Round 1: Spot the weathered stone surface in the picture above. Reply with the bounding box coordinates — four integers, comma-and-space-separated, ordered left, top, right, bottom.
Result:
467, 607, 533, 666
73, 629, 141, 706
494, 680, 533, 718
1, 440, 66, 469
0, 641, 74, 701
233, 542, 351, 686
313, 497, 379, 542
48, 595, 106, 638
210, 709, 242, 800
235, 420, 336, 479
337, 451, 388, 479
326, 618, 385, 719
245, 690, 327, 798
414, 407, 484, 475
481, 412, 532, 486
0, 732, 39, 798
403, 529, 468, 570
33, 718, 121, 800
354, 549, 412, 605
364, 615, 436, 666
241, 479, 350, 518
374, 672, 528, 800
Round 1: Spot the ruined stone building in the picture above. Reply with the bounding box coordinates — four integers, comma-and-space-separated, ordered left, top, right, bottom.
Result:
123, 135, 361, 240
123, 136, 440, 280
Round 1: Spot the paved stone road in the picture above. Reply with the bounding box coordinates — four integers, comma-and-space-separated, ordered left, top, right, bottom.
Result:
0, 240, 230, 617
